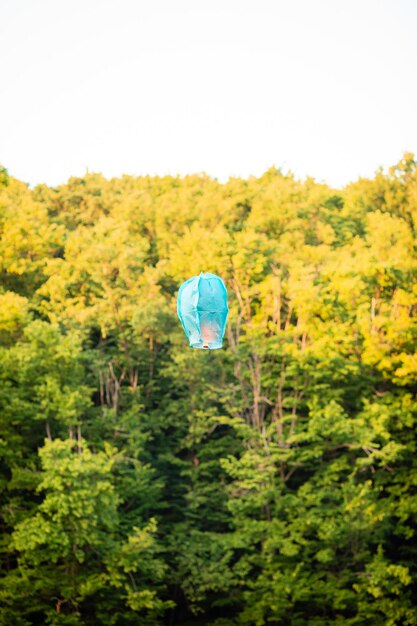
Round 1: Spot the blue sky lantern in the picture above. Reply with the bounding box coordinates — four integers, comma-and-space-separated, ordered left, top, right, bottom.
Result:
177, 272, 229, 350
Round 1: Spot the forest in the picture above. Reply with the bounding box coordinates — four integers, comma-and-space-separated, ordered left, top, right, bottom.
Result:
0, 154, 416, 625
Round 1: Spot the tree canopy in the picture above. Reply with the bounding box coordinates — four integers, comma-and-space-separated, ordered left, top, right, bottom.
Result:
0, 155, 416, 625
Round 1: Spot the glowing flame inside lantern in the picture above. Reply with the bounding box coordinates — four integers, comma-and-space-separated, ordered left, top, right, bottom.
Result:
201, 322, 217, 348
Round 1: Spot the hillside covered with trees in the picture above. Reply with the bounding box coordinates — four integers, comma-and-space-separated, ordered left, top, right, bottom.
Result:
0, 154, 416, 625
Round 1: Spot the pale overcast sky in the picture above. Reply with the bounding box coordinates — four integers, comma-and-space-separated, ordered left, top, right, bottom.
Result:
1, 0, 417, 188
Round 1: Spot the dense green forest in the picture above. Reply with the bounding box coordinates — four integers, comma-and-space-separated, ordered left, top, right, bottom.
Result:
0, 154, 416, 625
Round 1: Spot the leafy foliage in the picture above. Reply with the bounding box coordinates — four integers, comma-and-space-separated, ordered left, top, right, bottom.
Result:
1, 156, 416, 624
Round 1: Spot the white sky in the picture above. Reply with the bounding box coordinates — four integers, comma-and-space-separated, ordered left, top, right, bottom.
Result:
1, 0, 417, 188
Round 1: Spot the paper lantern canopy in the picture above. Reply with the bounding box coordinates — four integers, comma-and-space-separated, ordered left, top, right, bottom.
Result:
177, 272, 229, 349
